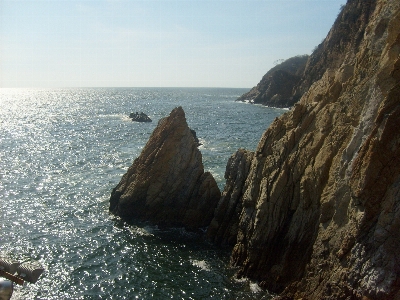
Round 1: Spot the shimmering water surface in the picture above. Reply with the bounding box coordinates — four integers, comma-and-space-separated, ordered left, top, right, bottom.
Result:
0, 88, 284, 299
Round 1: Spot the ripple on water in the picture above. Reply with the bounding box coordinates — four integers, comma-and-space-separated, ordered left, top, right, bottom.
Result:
0, 88, 283, 299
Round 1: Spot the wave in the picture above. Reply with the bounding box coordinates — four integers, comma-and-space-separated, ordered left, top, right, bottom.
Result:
236, 99, 291, 110
190, 259, 210, 271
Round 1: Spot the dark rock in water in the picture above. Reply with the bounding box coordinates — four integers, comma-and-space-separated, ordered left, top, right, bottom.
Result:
110, 106, 220, 229
129, 112, 152, 122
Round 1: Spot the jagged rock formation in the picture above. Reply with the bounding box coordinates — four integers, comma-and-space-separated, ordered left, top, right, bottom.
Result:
237, 55, 309, 108
207, 149, 253, 246
209, 0, 400, 298
110, 106, 220, 229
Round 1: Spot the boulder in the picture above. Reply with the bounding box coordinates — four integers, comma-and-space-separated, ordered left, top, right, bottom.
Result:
110, 106, 220, 229
129, 112, 152, 122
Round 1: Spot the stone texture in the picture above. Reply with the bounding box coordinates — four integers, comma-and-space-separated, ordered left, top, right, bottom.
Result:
109, 106, 221, 229
212, 0, 400, 298
207, 149, 254, 246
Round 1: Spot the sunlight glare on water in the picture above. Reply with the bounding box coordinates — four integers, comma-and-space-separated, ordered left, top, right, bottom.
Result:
0, 88, 284, 299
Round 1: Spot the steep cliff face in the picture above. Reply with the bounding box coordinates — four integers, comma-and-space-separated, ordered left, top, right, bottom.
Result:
237, 55, 309, 108
239, 0, 382, 110
110, 107, 221, 229
210, 0, 400, 298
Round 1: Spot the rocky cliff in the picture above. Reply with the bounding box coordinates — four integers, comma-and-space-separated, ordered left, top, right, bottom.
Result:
237, 55, 309, 108
209, 0, 400, 298
110, 106, 220, 229
207, 149, 254, 247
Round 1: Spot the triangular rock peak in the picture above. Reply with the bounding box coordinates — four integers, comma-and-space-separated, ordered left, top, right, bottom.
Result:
110, 106, 221, 229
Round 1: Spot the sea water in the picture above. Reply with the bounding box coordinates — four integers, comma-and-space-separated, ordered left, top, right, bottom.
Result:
0, 88, 285, 299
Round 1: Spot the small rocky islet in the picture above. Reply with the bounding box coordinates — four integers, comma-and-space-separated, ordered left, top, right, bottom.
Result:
110, 0, 400, 298
129, 112, 152, 122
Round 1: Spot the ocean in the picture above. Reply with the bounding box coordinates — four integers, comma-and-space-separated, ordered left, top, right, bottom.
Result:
0, 88, 285, 299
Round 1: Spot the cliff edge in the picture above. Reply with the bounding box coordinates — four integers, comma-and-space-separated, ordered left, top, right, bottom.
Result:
209, 0, 400, 298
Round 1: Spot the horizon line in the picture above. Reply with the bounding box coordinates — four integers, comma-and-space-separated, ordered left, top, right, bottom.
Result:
0, 86, 252, 90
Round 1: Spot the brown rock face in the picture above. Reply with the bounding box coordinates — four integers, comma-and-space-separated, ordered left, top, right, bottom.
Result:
211, 0, 400, 298
207, 149, 254, 246
109, 106, 221, 229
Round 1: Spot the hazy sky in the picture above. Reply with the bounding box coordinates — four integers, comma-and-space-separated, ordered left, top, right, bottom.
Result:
1, 0, 346, 88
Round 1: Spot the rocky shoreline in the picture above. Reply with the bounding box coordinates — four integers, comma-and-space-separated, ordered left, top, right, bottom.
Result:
110, 0, 400, 298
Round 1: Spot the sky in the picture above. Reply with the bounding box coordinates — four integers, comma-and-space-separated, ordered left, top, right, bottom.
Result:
1, 0, 346, 88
